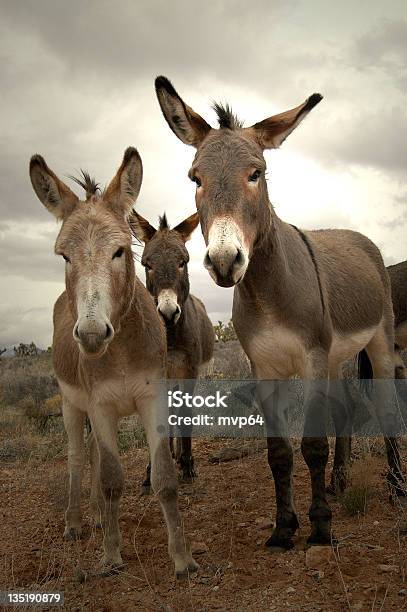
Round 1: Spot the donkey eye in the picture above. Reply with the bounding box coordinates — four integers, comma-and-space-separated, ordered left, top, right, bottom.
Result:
144, 263, 152, 272
113, 247, 124, 259
248, 170, 261, 182
62, 254, 70, 263
191, 175, 202, 188
179, 261, 185, 270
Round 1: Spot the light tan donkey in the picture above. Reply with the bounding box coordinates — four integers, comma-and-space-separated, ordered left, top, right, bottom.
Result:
154, 76, 406, 550
29, 147, 198, 577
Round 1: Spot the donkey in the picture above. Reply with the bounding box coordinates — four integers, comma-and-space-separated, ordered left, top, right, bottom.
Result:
29, 148, 198, 577
360, 261, 407, 381
389, 261, 407, 379
333, 259, 407, 495
131, 211, 215, 484
154, 76, 405, 549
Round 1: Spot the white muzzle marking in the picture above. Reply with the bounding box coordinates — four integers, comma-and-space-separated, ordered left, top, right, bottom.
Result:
157, 289, 181, 323
205, 217, 249, 284
73, 281, 114, 355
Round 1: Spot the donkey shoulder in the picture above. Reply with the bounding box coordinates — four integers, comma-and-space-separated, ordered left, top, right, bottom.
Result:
307, 228, 389, 332
308, 228, 387, 280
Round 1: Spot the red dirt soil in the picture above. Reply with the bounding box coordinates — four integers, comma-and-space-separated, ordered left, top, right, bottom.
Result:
1, 439, 407, 611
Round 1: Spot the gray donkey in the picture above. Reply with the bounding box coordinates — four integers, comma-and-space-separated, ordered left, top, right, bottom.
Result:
389, 261, 407, 379
154, 76, 405, 550
359, 261, 407, 380
131, 211, 215, 485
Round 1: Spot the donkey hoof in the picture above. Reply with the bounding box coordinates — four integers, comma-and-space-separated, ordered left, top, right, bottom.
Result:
180, 472, 196, 484
64, 526, 82, 540
98, 557, 125, 577
307, 532, 335, 546
175, 558, 199, 579
327, 474, 347, 496
326, 483, 340, 497
265, 535, 294, 551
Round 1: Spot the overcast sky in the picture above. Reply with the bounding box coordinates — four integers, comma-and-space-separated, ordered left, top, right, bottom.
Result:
1, 0, 406, 348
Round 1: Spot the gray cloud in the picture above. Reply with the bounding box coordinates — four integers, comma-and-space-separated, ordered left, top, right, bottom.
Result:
313, 106, 407, 175
1, 1, 407, 346
351, 18, 407, 82
0, 304, 53, 348
0, 224, 62, 282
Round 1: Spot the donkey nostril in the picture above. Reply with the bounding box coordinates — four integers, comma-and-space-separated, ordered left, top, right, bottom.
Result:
73, 324, 80, 340
234, 249, 244, 266
204, 251, 212, 268
105, 324, 114, 340
171, 306, 181, 323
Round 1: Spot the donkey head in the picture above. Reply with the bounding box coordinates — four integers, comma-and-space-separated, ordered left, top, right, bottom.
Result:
131, 212, 199, 324
155, 76, 322, 287
30, 147, 143, 358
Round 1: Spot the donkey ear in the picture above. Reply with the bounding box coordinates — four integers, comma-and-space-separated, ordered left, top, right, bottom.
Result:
104, 147, 143, 217
29, 155, 79, 219
173, 212, 200, 242
155, 76, 212, 147
130, 211, 156, 242
246, 93, 323, 149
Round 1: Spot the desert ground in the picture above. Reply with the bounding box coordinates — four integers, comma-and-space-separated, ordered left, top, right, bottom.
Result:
1, 343, 407, 611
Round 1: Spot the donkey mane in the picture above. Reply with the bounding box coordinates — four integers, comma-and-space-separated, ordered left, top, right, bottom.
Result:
68, 170, 100, 200
159, 213, 170, 230
212, 102, 244, 130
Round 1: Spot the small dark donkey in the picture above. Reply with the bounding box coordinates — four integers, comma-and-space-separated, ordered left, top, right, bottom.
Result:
131, 211, 215, 485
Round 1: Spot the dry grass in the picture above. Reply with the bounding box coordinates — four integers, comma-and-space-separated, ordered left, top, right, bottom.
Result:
340, 454, 383, 516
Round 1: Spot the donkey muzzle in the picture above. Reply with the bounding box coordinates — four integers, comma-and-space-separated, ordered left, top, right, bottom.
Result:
73, 318, 115, 356
204, 244, 247, 288
204, 217, 249, 287
157, 289, 181, 324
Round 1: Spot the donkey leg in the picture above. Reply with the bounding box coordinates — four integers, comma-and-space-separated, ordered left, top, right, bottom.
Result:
178, 378, 196, 482
327, 365, 353, 495
138, 396, 198, 577
89, 430, 104, 527
366, 331, 406, 499
301, 352, 332, 545
141, 460, 152, 495
266, 437, 298, 549
258, 380, 299, 550
178, 436, 195, 481
62, 398, 85, 540
90, 407, 124, 574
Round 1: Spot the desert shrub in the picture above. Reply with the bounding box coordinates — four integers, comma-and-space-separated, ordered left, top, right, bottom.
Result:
214, 320, 237, 343
1, 371, 58, 407
118, 419, 147, 453
19, 395, 54, 434
44, 394, 62, 414
13, 342, 39, 357
341, 455, 380, 516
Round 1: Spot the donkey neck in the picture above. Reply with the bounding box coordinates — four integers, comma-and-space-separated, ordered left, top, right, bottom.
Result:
164, 293, 192, 350
236, 213, 307, 313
